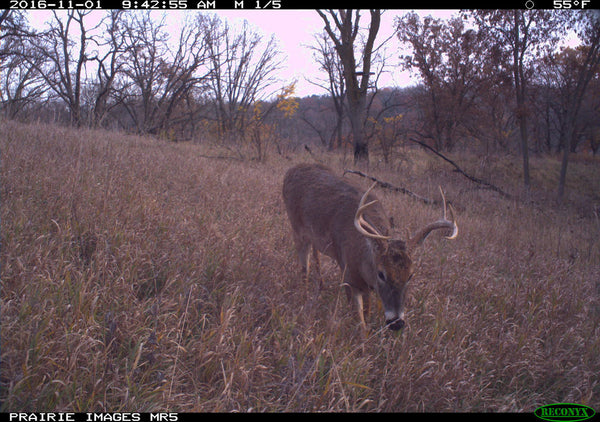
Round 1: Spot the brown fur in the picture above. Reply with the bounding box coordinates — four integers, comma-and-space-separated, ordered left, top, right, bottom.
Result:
282, 164, 415, 331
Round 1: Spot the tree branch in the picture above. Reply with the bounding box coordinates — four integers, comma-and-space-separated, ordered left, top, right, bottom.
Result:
408, 137, 512, 198
343, 169, 434, 205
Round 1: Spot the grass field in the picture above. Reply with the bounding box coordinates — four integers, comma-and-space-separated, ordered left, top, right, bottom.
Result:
1, 120, 599, 412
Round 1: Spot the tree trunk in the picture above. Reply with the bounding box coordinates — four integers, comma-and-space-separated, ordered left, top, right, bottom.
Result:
517, 107, 531, 188
347, 90, 368, 164
512, 11, 531, 189
557, 131, 571, 199
558, 22, 600, 199
317, 10, 381, 167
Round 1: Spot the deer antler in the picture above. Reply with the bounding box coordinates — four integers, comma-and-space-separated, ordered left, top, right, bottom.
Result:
408, 186, 458, 249
440, 187, 458, 240
354, 182, 391, 241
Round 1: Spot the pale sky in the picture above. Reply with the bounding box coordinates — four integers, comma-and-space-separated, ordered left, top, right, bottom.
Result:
25, 9, 461, 98
200, 10, 460, 97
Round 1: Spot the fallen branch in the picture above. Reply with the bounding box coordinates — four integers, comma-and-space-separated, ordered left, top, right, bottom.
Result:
408, 137, 512, 199
343, 169, 434, 205
197, 154, 244, 161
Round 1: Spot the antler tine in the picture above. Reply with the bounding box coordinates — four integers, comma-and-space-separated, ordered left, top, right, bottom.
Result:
439, 186, 448, 220
439, 186, 458, 240
354, 182, 391, 241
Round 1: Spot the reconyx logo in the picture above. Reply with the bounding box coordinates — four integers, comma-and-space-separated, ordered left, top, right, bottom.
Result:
535, 403, 596, 422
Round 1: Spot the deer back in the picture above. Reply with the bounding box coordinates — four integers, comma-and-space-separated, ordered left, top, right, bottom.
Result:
282, 163, 390, 267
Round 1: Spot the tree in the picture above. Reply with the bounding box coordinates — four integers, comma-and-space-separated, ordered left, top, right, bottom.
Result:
249, 83, 299, 161
308, 30, 346, 150
555, 13, 600, 199
317, 9, 381, 165
397, 12, 489, 151
203, 15, 283, 142
472, 10, 565, 189
24, 10, 99, 126
88, 10, 126, 128
117, 12, 209, 135
0, 11, 46, 119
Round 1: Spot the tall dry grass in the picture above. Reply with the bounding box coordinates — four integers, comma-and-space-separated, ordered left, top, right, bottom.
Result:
1, 120, 599, 412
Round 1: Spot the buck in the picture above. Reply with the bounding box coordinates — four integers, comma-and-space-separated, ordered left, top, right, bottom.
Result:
282, 163, 458, 331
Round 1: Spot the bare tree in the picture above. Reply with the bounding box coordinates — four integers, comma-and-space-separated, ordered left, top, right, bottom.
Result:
308, 30, 346, 150
24, 10, 100, 126
317, 9, 381, 165
118, 12, 209, 135
0, 11, 46, 119
555, 13, 600, 199
88, 10, 126, 128
155, 13, 210, 136
118, 12, 168, 132
0, 10, 10, 27
203, 15, 283, 142
472, 10, 565, 189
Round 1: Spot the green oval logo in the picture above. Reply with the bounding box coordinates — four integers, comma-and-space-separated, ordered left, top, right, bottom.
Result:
535, 403, 596, 422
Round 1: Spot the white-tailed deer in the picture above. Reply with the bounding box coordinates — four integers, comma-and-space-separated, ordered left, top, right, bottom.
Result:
282, 163, 458, 331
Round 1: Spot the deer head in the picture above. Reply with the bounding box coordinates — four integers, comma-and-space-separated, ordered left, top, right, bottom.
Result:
354, 182, 457, 330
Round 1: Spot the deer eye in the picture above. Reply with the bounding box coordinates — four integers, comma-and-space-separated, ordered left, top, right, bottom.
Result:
377, 271, 386, 281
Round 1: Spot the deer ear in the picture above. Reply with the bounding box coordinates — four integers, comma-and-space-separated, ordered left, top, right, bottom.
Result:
372, 238, 389, 254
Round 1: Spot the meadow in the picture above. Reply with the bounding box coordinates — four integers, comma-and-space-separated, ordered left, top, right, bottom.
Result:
1, 120, 599, 412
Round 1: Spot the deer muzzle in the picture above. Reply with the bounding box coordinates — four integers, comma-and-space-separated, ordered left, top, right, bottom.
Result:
386, 318, 405, 331
385, 310, 406, 331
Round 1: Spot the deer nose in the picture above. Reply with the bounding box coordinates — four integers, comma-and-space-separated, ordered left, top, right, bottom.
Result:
386, 318, 405, 331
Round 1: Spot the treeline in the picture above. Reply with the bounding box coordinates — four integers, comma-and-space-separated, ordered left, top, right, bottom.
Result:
1, 10, 599, 168
0, 10, 288, 146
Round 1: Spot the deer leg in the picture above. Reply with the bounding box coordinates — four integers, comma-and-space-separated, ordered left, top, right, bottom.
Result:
343, 270, 353, 304
362, 291, 370, 323
294, 237, 310, 284
354, 292, 368, 333
312, 246, 323, 290
342, 271, 368, 332
340, 267, 367, 332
